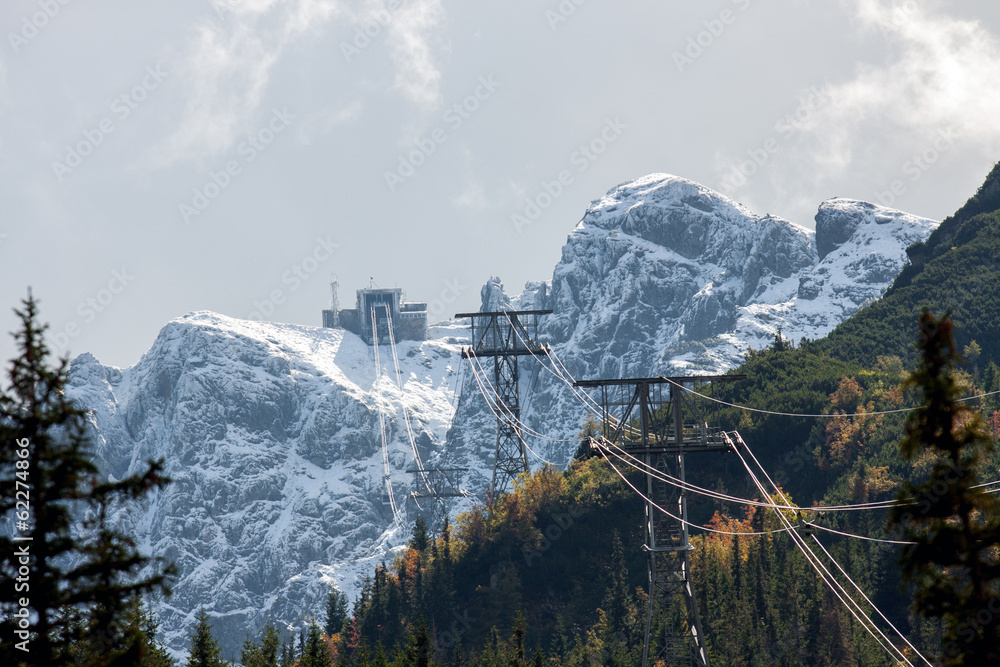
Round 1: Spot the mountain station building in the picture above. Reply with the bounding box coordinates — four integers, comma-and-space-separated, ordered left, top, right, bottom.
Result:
323, 285, 427, 344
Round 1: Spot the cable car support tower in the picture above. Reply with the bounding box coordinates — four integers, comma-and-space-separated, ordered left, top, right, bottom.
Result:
456, 309, 551, 498
574, 374, 743, 667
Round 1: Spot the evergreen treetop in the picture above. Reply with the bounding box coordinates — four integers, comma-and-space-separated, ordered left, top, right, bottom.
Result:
186, 608, 227, 667
0, 293, 173, 667
887, 310, 1000, 665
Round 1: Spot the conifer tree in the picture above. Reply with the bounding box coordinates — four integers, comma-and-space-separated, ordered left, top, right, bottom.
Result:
372, 642, 389, 667
410, 515, 430, 553
241, 622, 280, 667
403, 617, 433, 667
300, 622, 333, 667
0, 294, 173, 666
186, 609, 227, 667
601, 530, 632, 641
278, 638, 295, 667
326, 586, 350, 636
127, 596, 176, 667
573, 414, 601, 461
240, 635, 261, 667
887, 310, 1000, 665
507, 613, 527, 667
440, 516, 451, 564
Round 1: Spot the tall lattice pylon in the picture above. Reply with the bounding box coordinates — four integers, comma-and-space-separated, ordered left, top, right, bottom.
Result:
456, 309, 551, 497
575, 375, 743, 667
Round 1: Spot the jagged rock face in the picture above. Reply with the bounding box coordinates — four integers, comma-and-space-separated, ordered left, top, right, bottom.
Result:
67, 314, 475, 660
545, 175, 816, 381
499, 175, 938, 458
813, 198, 932, 260
64, 173, 937, 661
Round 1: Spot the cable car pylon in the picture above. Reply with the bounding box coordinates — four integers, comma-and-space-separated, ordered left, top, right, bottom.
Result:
576, 374, 744, 667
456, 309, 551, 498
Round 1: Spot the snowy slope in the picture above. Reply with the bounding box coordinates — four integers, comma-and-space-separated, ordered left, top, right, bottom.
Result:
67, 313, 478, 659
65, 173, 936, 660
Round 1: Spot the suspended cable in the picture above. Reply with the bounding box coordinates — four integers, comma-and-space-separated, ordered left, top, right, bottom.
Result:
465, 351, 565, 466
734, 444, 911, 664
665, 379, 1000, 419
465, 348, 580, 444
499, 313, 646, 439
600, 437, 900, 514
464, 350, 573, 467
371, 307, 401, 526
810, 534, 933, 666
597, 447, 797, 537
383, 304, 432, 495
805, 522, 915, 545
606, 431, 1000, 516
448, 355, 466, 413
734, 432, 918, 665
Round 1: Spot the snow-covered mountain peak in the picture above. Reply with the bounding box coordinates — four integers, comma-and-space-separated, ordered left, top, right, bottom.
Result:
504, 175, 939, 459
815, 198, 938, 260
479, 276, 513, 312
66, 313, 474, 659
568, 174, 816, 295
584, 173, 755, 229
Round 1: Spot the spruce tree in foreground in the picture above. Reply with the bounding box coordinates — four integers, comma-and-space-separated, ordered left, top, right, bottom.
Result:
887, 310, 1000, 665
409, 515, 430, 553
300, 622, 333, 667
0, 293, 173, 666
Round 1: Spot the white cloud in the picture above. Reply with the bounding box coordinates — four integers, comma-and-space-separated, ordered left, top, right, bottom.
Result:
712, 0, 1000, 220
802, 0, 1000, 171
384, 0, 446, 109
156, 0, 341, 164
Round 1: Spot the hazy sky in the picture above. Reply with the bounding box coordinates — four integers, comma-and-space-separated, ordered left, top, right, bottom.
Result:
2, 0, 1000, 369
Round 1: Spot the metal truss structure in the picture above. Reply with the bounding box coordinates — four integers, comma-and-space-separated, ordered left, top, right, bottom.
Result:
575, 375, 743, 667
456, 309, 551, 497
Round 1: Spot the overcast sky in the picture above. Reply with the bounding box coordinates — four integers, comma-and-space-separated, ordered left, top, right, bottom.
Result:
2, 0, 1000, 369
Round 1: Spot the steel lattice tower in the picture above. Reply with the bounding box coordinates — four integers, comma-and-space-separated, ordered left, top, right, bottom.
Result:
456, 309, 551, 497
575, 375, 742, 667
